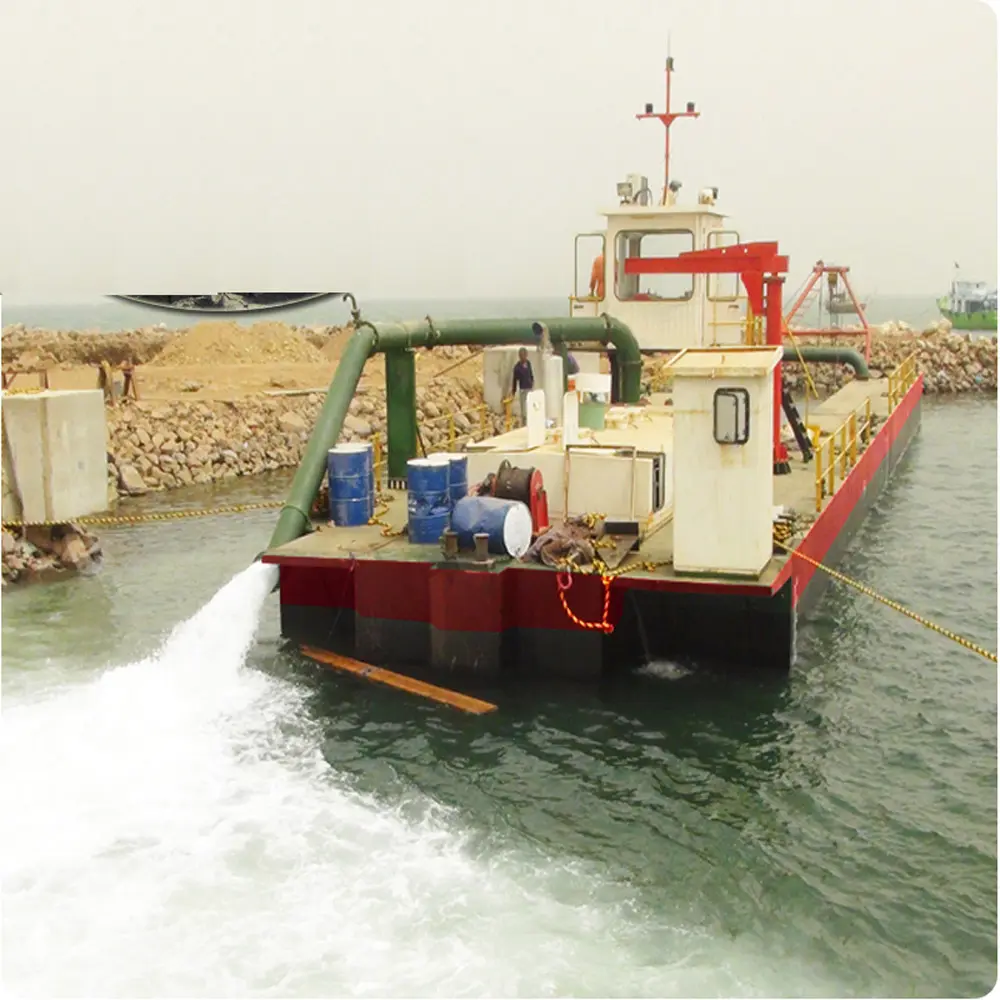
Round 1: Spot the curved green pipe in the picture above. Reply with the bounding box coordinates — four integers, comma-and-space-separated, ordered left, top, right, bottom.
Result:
782, 345, 870, 379
266, 315, 641, 551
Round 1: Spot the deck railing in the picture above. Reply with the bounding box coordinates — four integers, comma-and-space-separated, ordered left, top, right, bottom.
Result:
887, 351, 918, 410
813, 399, 873, 511
812, 352, 919, 511
371, 396, 515, 486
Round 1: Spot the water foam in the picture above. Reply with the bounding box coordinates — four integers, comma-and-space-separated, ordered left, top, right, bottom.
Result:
2, 561, 845, 998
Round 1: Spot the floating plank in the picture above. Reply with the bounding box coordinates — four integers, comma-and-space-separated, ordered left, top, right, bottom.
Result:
300, 646, 498, 715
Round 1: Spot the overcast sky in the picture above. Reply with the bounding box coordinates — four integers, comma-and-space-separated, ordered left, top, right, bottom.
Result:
0, 0, 996, 304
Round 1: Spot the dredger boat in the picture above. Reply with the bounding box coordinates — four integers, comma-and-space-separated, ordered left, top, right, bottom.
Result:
260, 58, 922, 680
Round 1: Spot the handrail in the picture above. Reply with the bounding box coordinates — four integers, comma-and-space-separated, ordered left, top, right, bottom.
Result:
813, 352, 920, 511
887, 352, 918, 410
814, 398, 874, 511
371, 395, 516, 486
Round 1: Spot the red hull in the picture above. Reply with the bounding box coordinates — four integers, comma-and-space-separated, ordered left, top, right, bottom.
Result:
266, 376, 923, 672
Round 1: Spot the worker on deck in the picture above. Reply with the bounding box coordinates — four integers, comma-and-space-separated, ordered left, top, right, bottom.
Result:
512, 348, 534, 425
589, 252, 605, 299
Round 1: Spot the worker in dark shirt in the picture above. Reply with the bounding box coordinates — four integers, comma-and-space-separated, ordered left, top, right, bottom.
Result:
512, 348, 534, 425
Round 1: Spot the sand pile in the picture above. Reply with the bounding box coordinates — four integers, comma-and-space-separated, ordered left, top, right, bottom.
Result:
150, 321, 324, 367
320, 326, 357, 361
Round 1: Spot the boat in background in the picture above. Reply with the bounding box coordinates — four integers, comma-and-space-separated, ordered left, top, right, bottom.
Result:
938, 273, 997, 331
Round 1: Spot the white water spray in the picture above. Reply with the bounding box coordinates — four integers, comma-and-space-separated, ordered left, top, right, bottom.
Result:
2, 561, 845, 998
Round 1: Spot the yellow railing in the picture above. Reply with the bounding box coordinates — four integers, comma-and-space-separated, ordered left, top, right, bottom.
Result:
814, 398, 873, 512
811, 352, 920, 512
707, 295, 764, 346
887, 352, 918, 410
370, 396, 515, 486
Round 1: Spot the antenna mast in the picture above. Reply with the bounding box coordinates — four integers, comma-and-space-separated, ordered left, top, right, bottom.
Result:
635, 54, 700, 206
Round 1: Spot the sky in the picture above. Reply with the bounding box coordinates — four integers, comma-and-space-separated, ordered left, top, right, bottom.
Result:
0, 0, 996, 304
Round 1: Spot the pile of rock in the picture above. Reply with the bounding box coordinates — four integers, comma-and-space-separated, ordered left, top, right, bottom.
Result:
106, 378, 500, 496
2, 524, 102, 586
641, 320, 998, 398
782, 320, 997, 396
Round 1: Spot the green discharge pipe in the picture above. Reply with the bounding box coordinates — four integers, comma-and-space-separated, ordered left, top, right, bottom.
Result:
266, 315, 641, 551
267, 327, 377, 552
782, 345, 870, 379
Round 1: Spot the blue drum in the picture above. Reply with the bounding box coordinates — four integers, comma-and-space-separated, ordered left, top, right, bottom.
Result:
406, 457, 451, 544
327, 443, 374, 527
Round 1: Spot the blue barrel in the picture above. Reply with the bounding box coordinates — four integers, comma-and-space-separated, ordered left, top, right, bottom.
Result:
430, 452, 469, 507
451, 496, 533, 558
407, 457, 451, 544
327, 444, 374, 527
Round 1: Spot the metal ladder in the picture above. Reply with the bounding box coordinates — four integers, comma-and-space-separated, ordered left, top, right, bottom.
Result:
781, 386, 814, 462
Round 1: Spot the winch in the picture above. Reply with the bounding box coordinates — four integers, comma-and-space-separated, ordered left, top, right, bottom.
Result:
491, 460, 550, 536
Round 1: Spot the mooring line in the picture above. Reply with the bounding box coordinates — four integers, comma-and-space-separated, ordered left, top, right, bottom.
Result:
775, 540, 997, 663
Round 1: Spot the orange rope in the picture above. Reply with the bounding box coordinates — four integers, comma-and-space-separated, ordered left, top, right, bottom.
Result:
556, 572, 615, 633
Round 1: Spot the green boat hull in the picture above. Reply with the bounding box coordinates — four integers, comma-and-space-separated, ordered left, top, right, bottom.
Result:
938, 297, 997, 331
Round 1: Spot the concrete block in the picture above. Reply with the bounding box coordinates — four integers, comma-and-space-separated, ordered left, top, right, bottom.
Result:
1, 390, 109, 524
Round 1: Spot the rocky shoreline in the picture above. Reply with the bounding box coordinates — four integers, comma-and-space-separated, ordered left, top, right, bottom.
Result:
781, 320, 997, 396
2, 316, 995, 585
2, 523, 102, 586
105, 380, 505, 498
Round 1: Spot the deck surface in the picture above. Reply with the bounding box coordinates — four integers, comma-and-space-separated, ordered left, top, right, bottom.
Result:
265, 377, 894, 587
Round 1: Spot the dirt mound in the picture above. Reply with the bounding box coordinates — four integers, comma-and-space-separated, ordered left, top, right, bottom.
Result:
320, 326, 357, 361
1, 327, 172, 368
150, 321, 324, 367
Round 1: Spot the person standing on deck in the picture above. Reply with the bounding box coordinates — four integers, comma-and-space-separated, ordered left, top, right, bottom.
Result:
512, 348, 534, 425
589, 252, 605, 299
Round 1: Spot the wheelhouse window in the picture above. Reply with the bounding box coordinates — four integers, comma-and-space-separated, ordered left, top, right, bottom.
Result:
615, 229, 695, 302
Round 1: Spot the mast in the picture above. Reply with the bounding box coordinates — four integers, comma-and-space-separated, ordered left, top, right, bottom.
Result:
635, 55, 701, 206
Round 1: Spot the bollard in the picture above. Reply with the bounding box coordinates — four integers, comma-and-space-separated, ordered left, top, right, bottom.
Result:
442, 529, 459, 559
473, 532, 489, 561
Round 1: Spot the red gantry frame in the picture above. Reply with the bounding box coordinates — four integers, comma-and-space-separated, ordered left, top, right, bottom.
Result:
783, 261, 872, 364
623, 240, 792, 473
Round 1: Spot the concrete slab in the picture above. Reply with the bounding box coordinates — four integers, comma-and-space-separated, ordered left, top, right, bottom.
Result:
2, 390, 108, 523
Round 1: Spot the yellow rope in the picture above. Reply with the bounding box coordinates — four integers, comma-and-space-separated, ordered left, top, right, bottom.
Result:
782, 320, 820, 399
775, 540, 997, 663
2, 500, 284, 530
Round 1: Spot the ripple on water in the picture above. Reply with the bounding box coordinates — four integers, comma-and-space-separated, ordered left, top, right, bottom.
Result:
2, 399, 996, 998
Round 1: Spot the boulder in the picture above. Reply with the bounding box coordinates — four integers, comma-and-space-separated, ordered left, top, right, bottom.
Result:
278, 411, 308, 433
118, 463, 148, 495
